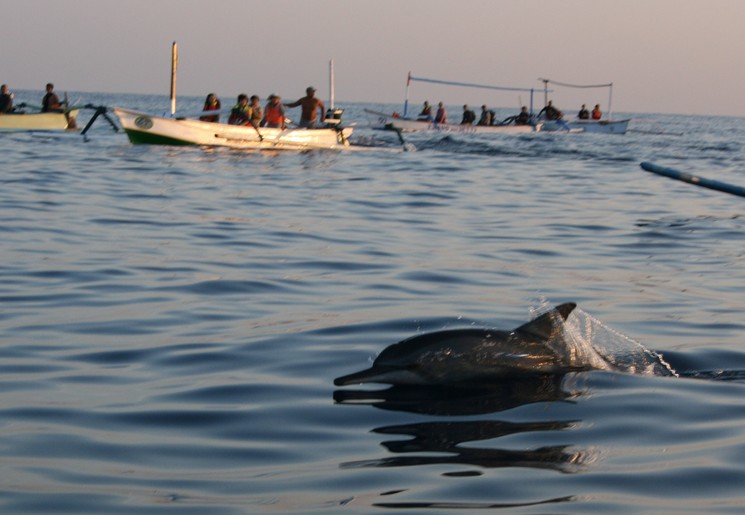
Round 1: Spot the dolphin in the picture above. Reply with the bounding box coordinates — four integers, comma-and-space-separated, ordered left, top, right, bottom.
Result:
334, 303, 586, 386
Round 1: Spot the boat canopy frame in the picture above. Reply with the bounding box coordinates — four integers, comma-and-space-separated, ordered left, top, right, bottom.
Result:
538, 78, 615, 120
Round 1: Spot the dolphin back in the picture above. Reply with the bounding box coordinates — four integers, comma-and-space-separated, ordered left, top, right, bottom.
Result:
334, 303, 580, 386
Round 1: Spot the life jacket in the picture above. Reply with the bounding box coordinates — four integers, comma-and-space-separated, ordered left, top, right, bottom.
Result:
264, 103, 284, 126
228, 103, 251, 125
592, 109, 601, 120
200, 100, 220, 122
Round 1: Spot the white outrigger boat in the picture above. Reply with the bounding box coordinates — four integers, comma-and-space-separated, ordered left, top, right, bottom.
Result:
113, 108, 352, 151
365, 108, 539, 134
538, 78, 631, 134
112, 43, 352, 151
0, 109, 79, 132
368, 73, 543, 134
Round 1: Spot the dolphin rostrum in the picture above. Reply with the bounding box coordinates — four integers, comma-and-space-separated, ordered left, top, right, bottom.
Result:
334, 303, 587, 386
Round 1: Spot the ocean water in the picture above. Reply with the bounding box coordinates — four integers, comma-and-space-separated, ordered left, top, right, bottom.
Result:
1, 92, 744, 513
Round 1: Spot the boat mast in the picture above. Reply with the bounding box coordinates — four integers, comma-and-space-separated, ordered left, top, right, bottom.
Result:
403, 72, 411, 118
170, 41, 178, 116
607, 83, 613, 120
329, 59, 335, 110
539, 78, 549, 107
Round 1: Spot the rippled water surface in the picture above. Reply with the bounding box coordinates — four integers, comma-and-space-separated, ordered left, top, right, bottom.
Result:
1, 93, 744, 513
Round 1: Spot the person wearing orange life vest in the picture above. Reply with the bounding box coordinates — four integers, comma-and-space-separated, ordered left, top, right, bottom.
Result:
591, 104, 602, 120
262, 94, 286, 128
228, 94, 253, 125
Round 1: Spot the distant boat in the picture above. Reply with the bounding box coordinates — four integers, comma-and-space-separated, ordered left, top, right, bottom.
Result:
0, 110, 79, 132
365, 108, 540, 134
537, 78, 631, 134
113, 108, 353, 151
369, 73, 543, 134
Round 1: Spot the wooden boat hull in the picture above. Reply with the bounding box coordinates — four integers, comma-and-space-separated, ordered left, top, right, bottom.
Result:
365, 109, 540, 134
113, 108, 353, 150
0, 111, 79, 131
543, 118, 630, 134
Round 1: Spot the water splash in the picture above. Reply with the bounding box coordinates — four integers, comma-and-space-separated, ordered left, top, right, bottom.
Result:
530, 301, 678, 377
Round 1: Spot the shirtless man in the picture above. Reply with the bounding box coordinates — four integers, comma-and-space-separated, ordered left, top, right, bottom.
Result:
284, 86, 325, 128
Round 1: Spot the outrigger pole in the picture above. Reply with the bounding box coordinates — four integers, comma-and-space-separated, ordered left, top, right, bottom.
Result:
403, 73, 546, 119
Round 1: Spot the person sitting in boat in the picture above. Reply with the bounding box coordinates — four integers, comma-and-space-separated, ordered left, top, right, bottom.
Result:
537, 100, 563, 121
261, 94, 286, 128
41, 83, 63, 112
199, 93, 221, 123
461, 104, 476, 125
0, 84, 13, 114
592, 104, 602, 120
417, 101, 433, 121
516, 106, 531, 125
228, 94, 253, 126
578, 104, 590, 120
249, 95, 263, 127
477, 105, 494, 126
434, 102, 447, 124
284, 86, 325, 128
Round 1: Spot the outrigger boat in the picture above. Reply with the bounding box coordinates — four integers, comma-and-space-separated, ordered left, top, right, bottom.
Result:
538, 78, 630, 134
0, 108, 79, 132
113, 107, 352, 150
365, 108, 538, 134
367, 73, 543, 134
113, 43, 352, 151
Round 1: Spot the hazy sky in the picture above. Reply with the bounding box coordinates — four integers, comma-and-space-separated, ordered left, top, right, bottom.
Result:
4, 0, 744, 116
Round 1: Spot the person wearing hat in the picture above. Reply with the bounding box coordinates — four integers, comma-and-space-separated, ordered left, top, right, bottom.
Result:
262, 94, 286, 128
284, 86, 325, 128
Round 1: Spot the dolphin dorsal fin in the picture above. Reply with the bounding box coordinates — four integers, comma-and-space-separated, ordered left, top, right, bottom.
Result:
514, 303, 577, 340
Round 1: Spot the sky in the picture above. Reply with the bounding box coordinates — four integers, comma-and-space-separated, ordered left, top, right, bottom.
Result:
3, 0, 744, 116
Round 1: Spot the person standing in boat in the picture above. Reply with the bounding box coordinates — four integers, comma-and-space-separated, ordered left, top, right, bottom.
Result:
249, 95, 263, 128
0, 84, 13, 114
591, 104, 602, 120
417, 101, 433, 121
261, 94, 286, 128
284, 86, 325, 128
537, 100, 563, 120
228, 94, 253, 126
578, 104, 590, 120
199, 93, 221, 122
461, 104, 476, 125
41, 83, 63, 112
435, 102, 447, 124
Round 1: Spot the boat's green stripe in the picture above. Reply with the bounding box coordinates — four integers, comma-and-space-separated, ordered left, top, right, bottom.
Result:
124, 129, 196, 146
